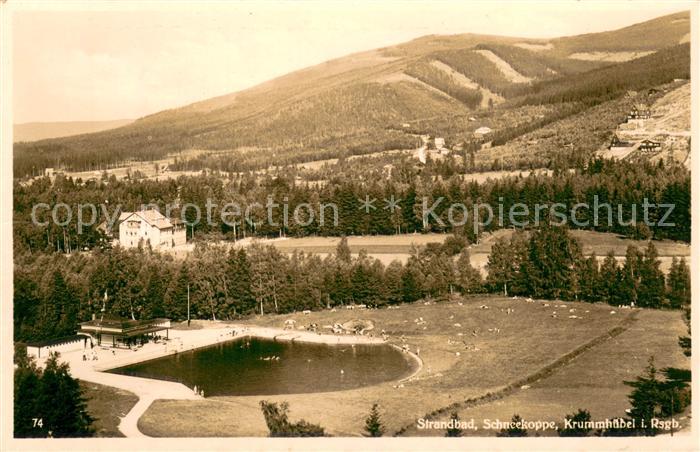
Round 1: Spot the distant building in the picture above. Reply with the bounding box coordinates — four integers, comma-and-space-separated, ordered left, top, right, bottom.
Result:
474, 126, 493, 139
417, 146, 427, 164
79, 314, 171, 348
382, 164, 394, 178
627, 105, 651, 121
435, 137, 446, 149
44, 168, 55, 177
118, 209, 186, 250
639, 139, 662, 152
609, 134, 633, 149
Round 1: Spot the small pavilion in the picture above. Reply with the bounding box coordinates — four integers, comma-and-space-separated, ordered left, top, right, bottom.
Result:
79, 314, 171, 348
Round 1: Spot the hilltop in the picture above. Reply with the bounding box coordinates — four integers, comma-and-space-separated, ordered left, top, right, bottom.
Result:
13, 11, 690, 178
13, 119, 133, 143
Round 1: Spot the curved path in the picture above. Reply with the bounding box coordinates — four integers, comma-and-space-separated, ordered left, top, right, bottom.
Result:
55, 325, 385, 437
394, 311, 639, 436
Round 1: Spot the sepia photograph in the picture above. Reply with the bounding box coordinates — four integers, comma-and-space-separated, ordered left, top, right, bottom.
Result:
1, 0, 697, 449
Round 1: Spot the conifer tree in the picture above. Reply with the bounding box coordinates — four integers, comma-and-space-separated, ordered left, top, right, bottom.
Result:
401, 266, 422, 303
455, 249, 483, 294
498, 414, 527, 437
335, 236, 352, 264
617, 245, 642, 306
486, 234, 526, 296
521, 226, 582, 300
637, 242, 665, 308
14, 351, 93, 438
364, 403, 384, 437
164, 262, 190, 320
559, 409, 592, 436
667, 257, 690, 309
445, 412, 463, 437
577, 254, 600, 302
624, 357, 663, 436
598, 251, 619, 305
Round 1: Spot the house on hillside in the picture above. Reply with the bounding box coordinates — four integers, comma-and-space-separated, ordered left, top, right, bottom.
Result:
609, 134, 633, 149
627, 105, 651, 121
435, 137, 446, 150
639, 139, 662, 153
474, 126, 493, 140
118, 209, 186, 250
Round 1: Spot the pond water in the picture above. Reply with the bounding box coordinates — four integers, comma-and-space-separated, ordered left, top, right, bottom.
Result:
108, 338, 416, 396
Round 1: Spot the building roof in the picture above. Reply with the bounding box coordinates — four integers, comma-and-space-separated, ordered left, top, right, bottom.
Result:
640, 139, 661, 146
474, 126, 493, 135
81, 314, 168, 328
119, 210, 176, 230
25, 334, 89, 348
80, 315, 170, 337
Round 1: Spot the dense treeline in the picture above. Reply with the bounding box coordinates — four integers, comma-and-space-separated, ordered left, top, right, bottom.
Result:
473, 43, 603, 78
489, 102, 586, 146
169, 131, 419, 174
14, 226, 689, 344
405, 61, 483, 108
434, 49, 528, 97
486, 227, 690, 309
14, 350, 94, 437
517, 44, 690, 107
13, 156, 690, 259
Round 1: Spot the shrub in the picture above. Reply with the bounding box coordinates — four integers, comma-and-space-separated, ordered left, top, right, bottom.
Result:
259, 400, 325, 437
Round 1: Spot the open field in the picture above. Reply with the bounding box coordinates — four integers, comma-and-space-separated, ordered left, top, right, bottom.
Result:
80, 381, 138, 437
403, 308, 689, 436
568, 51, 655, 62
137, 296, 688, 436
229, 229, 689, 273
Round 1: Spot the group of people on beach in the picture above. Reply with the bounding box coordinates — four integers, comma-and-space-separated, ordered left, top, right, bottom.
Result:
82, 350, 99, 361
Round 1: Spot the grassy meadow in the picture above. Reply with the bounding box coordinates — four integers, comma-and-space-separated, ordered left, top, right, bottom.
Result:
137, 295, 688, 437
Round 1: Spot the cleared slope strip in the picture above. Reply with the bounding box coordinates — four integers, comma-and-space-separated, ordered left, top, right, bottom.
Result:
429, 60, 505, 108
475, 49, 533, 83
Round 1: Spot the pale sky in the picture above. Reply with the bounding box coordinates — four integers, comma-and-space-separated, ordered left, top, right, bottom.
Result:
11, 1, 692, 123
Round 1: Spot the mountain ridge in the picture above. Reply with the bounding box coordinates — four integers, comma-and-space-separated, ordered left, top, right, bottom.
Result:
13, 11, 690, 177
13, 119, 134, 143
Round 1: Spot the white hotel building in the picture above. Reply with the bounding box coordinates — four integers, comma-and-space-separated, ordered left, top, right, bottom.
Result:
118, 210, 186, 250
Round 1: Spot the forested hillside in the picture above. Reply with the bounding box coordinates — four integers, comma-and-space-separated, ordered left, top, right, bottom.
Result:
13, 12, 690, 177
12, 11, 693, 350
14, 224, 690, 343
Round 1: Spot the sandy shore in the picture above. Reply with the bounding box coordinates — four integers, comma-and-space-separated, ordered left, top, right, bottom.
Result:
92, 324, 387, 372
50, 323, 394, 437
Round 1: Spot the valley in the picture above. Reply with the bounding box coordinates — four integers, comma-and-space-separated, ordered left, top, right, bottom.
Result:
11, 9, 693, 441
